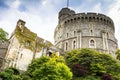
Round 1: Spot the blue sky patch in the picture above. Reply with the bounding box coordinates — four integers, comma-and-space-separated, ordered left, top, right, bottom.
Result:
18, 4, 27, 12
0, 0, 9, 9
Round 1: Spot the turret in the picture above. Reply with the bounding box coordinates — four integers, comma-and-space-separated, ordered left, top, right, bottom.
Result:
58, 8, 75, 23
11, 19, 26, 36
16, 19, 26, 32
17, 19, 26, 28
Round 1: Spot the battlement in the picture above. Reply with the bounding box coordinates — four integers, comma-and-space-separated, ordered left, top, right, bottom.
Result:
63, 12, 114, 32
58, 8, 115, 32
64, 12, 113, 24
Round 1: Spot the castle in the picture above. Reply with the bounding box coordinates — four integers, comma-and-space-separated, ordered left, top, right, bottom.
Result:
54, 8, 118, 56
0, 7, 119, 71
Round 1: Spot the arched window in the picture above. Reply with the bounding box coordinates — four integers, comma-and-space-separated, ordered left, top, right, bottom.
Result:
89, 39, 95, 48
73, 41, 76, 49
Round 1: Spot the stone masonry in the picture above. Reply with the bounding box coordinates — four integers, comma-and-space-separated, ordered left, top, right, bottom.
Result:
0, 40, 9, 69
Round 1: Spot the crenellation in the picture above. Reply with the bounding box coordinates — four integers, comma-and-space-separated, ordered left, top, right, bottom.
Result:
62, 12, 114, 25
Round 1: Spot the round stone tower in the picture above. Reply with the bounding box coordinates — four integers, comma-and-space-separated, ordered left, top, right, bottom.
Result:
54, 8, 118, 56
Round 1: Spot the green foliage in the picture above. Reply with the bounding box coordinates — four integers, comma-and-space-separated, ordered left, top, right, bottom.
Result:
15, 26, 37, 51
0, 67, 22, 80
73, 75, 101, 80
65, 48, 120, 79
65, 49, 80, 66
26, 55, 73, 80
21, 74, 31, 80
115, 50, 120, 60
14, 26, 53, 52
27, 56, 50, 74
0, 28, 8, 41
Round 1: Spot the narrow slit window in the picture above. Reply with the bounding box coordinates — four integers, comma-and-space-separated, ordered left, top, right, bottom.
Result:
66, 42, 68, 50
74, 31, 76, 36
90, 30, 93, 36
73, 41, 76, 49
107, 32, 109, 39
66, 33, 68, 38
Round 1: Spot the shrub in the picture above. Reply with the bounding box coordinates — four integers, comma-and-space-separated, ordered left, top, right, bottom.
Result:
26, 55, 73, 80
65, 48, 120, 79
71, 64, 88, 77
115, 50, 120, 60
101, 74, 113, 80
73, 75, 101, 80
0, 67, 21, 80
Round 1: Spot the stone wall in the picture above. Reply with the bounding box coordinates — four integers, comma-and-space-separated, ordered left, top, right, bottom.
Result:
0, 40, 9, 69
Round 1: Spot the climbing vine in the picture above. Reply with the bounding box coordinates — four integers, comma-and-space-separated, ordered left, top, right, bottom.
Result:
14, 26, 52, 52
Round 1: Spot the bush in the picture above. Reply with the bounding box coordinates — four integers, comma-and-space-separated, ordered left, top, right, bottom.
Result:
101, 74, 113, 80
65, 48, 120, 79
73, 75, 101, 80
115, 50, 120, 60
26, 55, 73, 80
0, 67, 22, 80
71, 64, 88, 77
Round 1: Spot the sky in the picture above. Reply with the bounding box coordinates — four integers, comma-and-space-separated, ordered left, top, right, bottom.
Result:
0, 0, 120, 48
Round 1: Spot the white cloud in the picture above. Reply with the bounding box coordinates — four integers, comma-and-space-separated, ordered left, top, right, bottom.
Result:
9, 0, 21, 9
41, 0, 48, 6
107, 0, 120, 48
91, 3, 102, 13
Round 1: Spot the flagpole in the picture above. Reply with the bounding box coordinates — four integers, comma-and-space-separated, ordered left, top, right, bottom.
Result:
67, 0, 69, 8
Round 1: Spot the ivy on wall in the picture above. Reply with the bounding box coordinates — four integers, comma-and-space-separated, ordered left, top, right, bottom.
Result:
14, 25, 53, 52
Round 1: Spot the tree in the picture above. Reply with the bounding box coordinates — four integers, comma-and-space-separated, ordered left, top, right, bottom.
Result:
26, 55, 73, 80
65, 48, 120, 79
115, 50, 120, 60
0, 67, 22, 80
0, 28, 8, 41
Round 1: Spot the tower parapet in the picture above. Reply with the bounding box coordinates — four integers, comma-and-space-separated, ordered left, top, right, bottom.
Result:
63, 13, 115, 32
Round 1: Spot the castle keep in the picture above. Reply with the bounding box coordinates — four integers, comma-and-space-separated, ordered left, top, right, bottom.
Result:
54, 8, 118, 56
